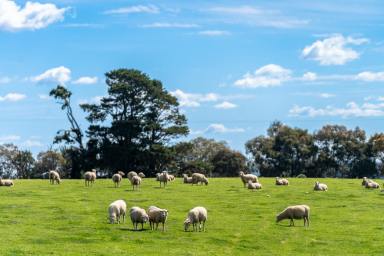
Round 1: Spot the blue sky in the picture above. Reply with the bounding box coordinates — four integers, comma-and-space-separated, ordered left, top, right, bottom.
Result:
1, 0, 384, 155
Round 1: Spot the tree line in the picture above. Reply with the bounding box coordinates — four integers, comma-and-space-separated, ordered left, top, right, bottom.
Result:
1, 68, 383, 179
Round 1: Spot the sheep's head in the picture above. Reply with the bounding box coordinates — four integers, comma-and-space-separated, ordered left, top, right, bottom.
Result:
184, 218, 191, 231
276, 214, 282, 223
57, 178, 61, 184
203, 179, 209, 185
109, 214, 116, 224
160, 210, 168, 219
239, 171, 244, 177
142, 214, 149, 223
118, 171, 125, 176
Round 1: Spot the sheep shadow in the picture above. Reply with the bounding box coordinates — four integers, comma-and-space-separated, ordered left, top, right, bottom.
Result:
119, 227, 148, 232
276, 223, 307, 228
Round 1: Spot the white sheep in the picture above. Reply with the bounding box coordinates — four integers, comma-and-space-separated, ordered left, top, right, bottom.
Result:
276, 205, 310, 227
275, 177, 289, 186
184, 206, 208, 232
361, 177, 373, 186
247, 180, 262, 190
131, 175, 142, 190
112, 173, 122, 188
148, 206, 168, 231
158, 171, 169, 187
130, 206, 149, 230
49, 170, 61, 185
239, 171, 258, 187
365, 181, 380, 189
118, 171, 125, 177
127, 171, 138, 182
191, 173, 208, 185
0, 178, 14, 187
314, 181, 328, 191
108, 199, 127, 224
167, 174, 175, 181
183, 174, 193, 184
155, 173, 161, 181
84, 169, 96, 187
138, 172, 146, 178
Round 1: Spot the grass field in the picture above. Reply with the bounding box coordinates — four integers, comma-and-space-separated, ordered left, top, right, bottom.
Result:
0, 177, 383, 255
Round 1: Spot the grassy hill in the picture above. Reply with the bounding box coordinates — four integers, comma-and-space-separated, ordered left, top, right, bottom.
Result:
0, 177, 383, 255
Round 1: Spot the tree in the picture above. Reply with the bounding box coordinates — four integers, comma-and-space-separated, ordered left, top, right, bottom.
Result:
211, 149, 248, 177
81, 69, 188, 175
0, 144, 18, 178
34, 150, 67, 177
12, 150, 35, 179
50, 85, 85, 178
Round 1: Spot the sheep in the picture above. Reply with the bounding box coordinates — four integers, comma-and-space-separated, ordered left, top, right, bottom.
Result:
84, 169, 97, 187
155, 173, 161, 181
131, 175, 142, 190
365, 181, 380, 189
112, 173, 123, 188
148, 206, 168, 231
0, 178, 14, 187
127, 171, 138, 182
167, 174, 175, 181
361, 177, 373, 186
314, 181, 328, 191
239, 171, 258, 187
247, 180, 262, 190
191, 173, 208, 185
276, 205, 310, 227
108, 200, 127, 224
184, 206, 208, 232
158, 171, 169, 187
118, 171, 125, 177
183, 174, 193, 184
130, 206, 149, 230
138, 172, 146, 178
275, 177, 289, 186
49, 170, 61, 185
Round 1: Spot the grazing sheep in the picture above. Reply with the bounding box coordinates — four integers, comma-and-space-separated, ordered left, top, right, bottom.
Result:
112, 173, 123, 188
118, 171, 125, 177
275, 177, 289, 186
84, 169, 97, 187
191, 173, 208, 185
0, 178, 14, 187
167, 174, 175, 181
108, 200, 127, 224
365, 181, 380, 189
130, 206, 149, 230
184, 206, 208, 232
127, 171, 138, 182
239, 171, 258, 187
138, 172, 146, 178
247, 180, 262, 190
276, 205, 310, 227
158, 171, 169, 187
148, 206, 168, 231
49, 170, 61, 185
314, 181, 328, 191
131, 175, 142, 190
183, 174, 193, 184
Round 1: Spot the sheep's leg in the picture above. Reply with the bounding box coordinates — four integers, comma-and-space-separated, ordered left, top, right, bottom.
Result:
162, 222, 165, 231
202, 221, 205, 231
141, 223, 144, 230
156, 223, 159, 230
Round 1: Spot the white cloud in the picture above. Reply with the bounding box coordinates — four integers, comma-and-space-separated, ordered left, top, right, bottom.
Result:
38, 94, 50, 100
78, 96, 103, 105
0, 0, 68, 31
170, 89, 218, 107
141, 22, 199, 28
208, 6, 262, 15
289, 101, 384, 118
21, 139, 44, 147
214, 101, 237, 109
198, 30, 231, 36
104, 4, 159, 15
32, 66, 71, 84
0, 76, 11, 84
302, 34, 368, 65
302, 72, 317, 81
205, 123, 245, 133
72, 76, 98, 85
234, 64, 291, 88
0, 93, 26, 102
355, 71, 384, 82
319, 93, 335, 98
0, 135, 21, 143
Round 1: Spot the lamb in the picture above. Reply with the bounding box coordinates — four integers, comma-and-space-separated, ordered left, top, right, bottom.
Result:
49, 170, 61, 185
184, 206, 208, 232
127, 171, 138, 182
138, 172, 146, 178
84, 169, 96, 187
183, 174, 193, 184
276, 205, 310, 227
191, 173, 208, 185
0, 178, 14, 187
148, 206, 168, 231
239, 171, 258, 187
275, 177, 289, 186
247, 180, 262, 190
131, 175, 142, 190
112, 173, 123, 188
365, 180, 380, 189
314, 181, 328, 191
158, 171, 169, 187
130, 206, 149, 230
108, 199, 127, 224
